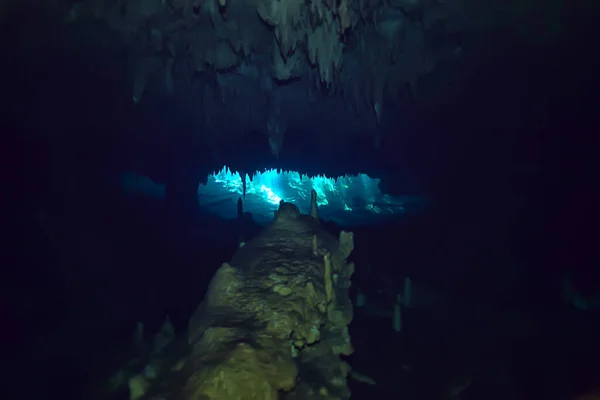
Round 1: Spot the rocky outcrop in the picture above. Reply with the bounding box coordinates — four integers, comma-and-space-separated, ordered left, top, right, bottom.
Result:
125, 196, 355, 399
184, 200, 355, 399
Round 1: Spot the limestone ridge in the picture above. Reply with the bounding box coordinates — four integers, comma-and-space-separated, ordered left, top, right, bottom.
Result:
185, 195, 355, 399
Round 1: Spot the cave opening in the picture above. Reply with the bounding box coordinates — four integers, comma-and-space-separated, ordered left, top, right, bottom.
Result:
120, 166, 426, 225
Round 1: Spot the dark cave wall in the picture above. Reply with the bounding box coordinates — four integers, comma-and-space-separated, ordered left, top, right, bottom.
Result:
344, 21, 599, 306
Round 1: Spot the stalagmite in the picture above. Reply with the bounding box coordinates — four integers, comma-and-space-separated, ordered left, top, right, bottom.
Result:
310, 189, 319, 220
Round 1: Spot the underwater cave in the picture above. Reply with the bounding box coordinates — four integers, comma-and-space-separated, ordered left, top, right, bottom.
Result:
4, 2, 600, 400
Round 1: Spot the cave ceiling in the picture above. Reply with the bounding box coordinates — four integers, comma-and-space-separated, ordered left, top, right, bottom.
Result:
4, 0, 574, 159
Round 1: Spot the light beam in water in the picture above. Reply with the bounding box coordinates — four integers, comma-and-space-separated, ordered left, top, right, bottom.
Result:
120, 167, 424, 225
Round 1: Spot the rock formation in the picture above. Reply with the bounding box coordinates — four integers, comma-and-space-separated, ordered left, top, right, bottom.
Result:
124, 198, 355, 399
6, 0, 571, 156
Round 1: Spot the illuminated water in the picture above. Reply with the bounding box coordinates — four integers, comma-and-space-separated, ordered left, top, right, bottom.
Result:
120, 167, 424, 225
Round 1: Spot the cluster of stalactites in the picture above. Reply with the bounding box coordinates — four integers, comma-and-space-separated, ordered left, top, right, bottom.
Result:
257, 0, 355, 87
207, 166, 370, 185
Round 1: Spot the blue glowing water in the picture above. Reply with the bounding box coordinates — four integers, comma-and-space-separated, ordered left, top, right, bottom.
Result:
120, 167, 422, 225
